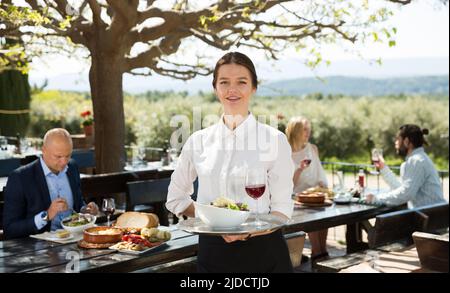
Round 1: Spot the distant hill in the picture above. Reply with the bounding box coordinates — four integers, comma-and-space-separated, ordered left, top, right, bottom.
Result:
257, 75, 449, 97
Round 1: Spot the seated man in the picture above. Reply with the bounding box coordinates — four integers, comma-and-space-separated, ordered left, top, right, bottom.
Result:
366, 124, 445, 208
3, 128, 98, 239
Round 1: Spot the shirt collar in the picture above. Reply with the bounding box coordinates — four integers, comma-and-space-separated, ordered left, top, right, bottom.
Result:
218, 112, 257, 140
406, 147, 424, 160
40, 156, 68, 177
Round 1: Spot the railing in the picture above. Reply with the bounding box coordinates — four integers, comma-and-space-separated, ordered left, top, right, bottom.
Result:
322, 161, 449, 192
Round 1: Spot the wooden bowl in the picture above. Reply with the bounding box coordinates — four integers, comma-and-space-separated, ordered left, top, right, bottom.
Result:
296, 192, 326, 204
83, 226, 123, 244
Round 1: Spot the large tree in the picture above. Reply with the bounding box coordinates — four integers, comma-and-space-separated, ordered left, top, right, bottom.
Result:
2, 0, 442, 173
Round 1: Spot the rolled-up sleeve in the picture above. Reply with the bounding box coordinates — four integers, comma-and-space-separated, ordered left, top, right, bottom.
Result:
165, 136, 198, 217
375, 160, 424, 206
267, 133, 295, 218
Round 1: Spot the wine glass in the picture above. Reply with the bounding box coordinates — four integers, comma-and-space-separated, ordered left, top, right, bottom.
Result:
245, 167, 267, 227
102, 198, 115, 226
301, 148, 312, 168
370, 148, 383, 175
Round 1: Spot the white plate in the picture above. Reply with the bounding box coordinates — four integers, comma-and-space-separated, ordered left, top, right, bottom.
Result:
178, 214, 288, 235
333, 197, 360, 204
109, 242, 167, 255
46, 233, 74, 241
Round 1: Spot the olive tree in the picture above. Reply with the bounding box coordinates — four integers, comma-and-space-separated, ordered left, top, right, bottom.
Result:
1, 0, 436, 173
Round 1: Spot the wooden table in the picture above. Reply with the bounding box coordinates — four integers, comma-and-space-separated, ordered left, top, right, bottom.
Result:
0, 202, 400, 273
0, 228, 198, 273
287, 202, 402, 253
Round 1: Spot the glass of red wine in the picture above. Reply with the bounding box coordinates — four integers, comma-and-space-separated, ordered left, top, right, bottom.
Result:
370, 148, 383, 175
301, 148, 312, 168
245, 167, 267, 227
102, 198, 115, 226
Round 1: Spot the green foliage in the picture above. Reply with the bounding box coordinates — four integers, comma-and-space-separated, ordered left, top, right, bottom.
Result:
28, 90, 91, 137
26, 90, 449, 170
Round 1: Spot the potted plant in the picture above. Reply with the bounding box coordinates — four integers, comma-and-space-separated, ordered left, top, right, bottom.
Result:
81, 110, 94, 136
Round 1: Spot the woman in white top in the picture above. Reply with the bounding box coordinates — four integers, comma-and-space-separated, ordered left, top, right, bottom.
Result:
166, 52, 295, 273
286, 117, 329, 262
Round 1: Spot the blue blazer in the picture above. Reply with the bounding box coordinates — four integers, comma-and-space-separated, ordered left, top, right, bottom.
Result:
2, 159, 84, 239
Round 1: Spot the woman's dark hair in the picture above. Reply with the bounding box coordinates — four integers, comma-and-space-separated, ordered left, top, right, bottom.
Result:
212, 52, 258, 89
398, 124, 429, 148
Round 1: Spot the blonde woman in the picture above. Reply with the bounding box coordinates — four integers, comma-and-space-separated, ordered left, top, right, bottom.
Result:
286, 116, 329, 263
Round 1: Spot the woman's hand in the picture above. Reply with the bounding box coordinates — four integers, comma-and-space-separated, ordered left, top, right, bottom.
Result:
222, 234, 251, 243
299, 160, 310, 171
222, 212, 288, 243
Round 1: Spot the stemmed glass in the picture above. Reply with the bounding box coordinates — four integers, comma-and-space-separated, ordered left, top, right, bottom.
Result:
370, 148, 383, 193
102, 198, 115, 226
302, 148, 312, 168
370, 148, 383, 175
245, 167, 267, 227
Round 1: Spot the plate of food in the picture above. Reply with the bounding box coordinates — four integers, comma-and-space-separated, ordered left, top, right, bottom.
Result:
46, 229, 74, 241
109, 227, 171, 255
179, 197, 288, 235
194, 196, 251, 229
302, 186, 335, 199
61, 213, 96, 234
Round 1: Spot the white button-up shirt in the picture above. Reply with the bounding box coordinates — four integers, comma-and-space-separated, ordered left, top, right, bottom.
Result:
166, 114, 295, 218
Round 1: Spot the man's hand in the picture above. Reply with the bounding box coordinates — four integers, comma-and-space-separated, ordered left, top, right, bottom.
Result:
374, 154, 386, 170
365, 193, 375, 204
47, 198, 68, 220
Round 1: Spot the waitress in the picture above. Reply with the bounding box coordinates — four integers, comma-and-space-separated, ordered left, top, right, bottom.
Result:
166, 52, 295, 273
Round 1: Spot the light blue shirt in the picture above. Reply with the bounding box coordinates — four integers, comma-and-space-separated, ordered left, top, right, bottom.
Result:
34, 157, 74, 231
375, 147, 446, 208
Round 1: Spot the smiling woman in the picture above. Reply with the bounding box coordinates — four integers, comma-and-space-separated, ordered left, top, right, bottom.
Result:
166, 52, 295, 273
212, 52, 258, 128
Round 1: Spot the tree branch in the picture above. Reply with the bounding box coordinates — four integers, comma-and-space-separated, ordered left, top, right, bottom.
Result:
88, 0, 105, 26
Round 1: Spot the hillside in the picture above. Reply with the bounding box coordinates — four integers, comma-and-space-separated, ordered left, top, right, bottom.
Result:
257, 75, 449, 97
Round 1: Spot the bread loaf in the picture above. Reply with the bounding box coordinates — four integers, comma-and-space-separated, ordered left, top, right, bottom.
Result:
116, 212, 159, 229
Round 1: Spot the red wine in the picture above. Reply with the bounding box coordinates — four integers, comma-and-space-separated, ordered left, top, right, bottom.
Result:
245, 184, 266, 199
302, 159, 312, 166
104, 208, 115, 217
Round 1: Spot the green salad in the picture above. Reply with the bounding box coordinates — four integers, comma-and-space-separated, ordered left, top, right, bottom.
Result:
63, 213, 91, 227
211, 196, 249, 212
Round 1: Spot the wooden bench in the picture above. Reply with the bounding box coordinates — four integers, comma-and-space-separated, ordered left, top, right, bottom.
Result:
71, 148, 95, 174
80, 169, 173, 206
126, 178, 171, 226
0, 158, 20, 177
413, 231, 448, 272
315, 202, 449, 272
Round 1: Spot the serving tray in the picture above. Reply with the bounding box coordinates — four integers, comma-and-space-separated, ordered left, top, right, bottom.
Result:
177, 214, 289, 235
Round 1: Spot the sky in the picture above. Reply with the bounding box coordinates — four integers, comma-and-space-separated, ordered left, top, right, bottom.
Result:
28, 0, 449, 91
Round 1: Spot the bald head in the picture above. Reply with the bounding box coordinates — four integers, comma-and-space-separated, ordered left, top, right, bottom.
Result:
42, 128, 73, 174
43, 128, 72, 148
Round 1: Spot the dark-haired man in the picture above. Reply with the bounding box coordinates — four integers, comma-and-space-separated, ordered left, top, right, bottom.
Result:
366, 124, 445, 208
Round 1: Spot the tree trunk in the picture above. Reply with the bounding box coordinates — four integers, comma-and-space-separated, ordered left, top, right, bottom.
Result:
0, 39, 30, 137
89, 49, 126, 174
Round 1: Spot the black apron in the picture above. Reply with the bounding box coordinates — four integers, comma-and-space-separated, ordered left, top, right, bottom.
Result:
197, 229, 293, 273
